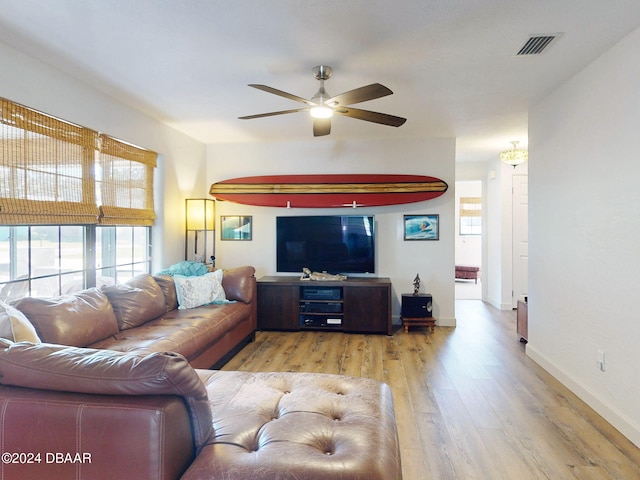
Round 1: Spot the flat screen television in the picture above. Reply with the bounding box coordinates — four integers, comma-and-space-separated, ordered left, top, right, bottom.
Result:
276, 215, 375, 274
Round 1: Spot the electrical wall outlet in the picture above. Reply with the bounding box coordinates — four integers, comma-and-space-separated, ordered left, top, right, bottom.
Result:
597, 350, 606, 372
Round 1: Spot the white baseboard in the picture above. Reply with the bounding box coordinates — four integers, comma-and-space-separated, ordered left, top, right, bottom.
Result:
526, 344, 640, 448
437, 316, 456, 327
485, 296, 512, 311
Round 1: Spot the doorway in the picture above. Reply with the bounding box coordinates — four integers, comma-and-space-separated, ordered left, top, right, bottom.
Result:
455, 181, 483, 300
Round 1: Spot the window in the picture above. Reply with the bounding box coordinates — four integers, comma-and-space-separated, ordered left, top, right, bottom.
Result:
459, 196, 482, 235
96, 226, 151, 283
0, 98, 155, 301
0, 224, 151, 303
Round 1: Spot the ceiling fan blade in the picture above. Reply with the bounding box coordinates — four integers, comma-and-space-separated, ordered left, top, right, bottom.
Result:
239, 108, 308, 120
313, 118, 331, 136
326, 83, 393, 106
333, 106, 406, 127
248, 84, 316, 106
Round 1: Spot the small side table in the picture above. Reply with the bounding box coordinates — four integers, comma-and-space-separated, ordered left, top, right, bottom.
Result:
402, 316, 436, 333
401, 293, 435, 333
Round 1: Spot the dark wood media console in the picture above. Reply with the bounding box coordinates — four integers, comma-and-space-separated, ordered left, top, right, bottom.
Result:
257, 276, 392, 335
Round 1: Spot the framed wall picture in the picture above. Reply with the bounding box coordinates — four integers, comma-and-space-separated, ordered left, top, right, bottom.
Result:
221, 215, 252, 240
404, 214, 439, 241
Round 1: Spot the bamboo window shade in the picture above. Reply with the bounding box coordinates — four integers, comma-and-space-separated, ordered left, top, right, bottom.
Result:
98, 135, 156, 226
0, 97, 157, 226
459, 197, 482, 217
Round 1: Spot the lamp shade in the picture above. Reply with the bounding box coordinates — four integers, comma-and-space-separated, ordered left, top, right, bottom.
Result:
186, 198, 215, 230
185, 198, 215, 263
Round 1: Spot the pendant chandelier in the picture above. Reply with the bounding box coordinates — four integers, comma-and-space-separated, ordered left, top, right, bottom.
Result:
500, 141, 528, 167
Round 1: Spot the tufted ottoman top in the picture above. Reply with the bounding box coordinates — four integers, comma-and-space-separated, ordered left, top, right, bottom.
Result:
455, 265, 479, 272
182, 370, 402, 480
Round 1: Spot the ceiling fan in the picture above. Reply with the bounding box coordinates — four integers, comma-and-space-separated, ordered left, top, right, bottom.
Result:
238, 65, 407, 137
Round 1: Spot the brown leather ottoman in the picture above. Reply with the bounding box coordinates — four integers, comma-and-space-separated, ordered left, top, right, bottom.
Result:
455, 265, 480, 283
182, 370, 402, 480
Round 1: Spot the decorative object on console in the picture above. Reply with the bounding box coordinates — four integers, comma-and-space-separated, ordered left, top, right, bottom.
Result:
404, 214, 439, 240
221, 215, 252, 240
500, 140, 528, 168
185, 198, 215, 263
301, 267, 347, 282
238, 65, 406, 137
209, 174, 448, 208
413, 273, 421, 295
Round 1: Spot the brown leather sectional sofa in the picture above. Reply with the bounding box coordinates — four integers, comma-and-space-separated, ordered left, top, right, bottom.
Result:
0, 341, 401, 479
11, 266, 258, 369
0, 265, 402, 479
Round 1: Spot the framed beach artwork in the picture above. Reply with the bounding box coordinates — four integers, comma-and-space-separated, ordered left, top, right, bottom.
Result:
221, 215, 252, 241
404, 214, 439, 241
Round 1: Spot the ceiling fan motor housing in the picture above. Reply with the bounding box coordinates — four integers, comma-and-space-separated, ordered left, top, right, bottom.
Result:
312, 65, 333, 80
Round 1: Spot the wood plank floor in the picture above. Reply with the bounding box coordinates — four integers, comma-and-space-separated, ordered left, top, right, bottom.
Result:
222, 300, 640, 479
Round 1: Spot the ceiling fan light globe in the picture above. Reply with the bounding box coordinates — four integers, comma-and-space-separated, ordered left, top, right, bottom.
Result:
310, 106, 333, 119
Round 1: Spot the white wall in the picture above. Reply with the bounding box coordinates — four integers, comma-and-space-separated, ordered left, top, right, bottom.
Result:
0, 40, 207, 271
455, 161, 489, 182
483, 160, 516, 309
207, 137, 457, 326
528, 27, 640, 447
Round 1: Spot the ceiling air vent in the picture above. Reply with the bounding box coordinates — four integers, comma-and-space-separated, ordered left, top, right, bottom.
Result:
516, 35, 558, 55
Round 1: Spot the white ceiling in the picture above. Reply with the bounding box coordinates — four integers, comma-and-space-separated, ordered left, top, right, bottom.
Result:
1, 0, 639, 162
